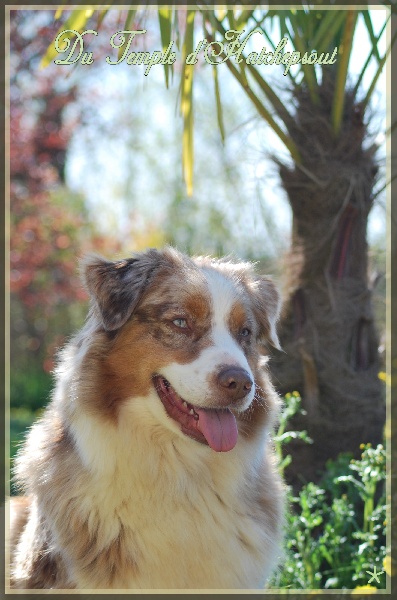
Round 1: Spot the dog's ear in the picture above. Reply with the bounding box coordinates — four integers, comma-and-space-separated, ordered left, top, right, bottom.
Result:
247, 276, 282, 350
81, 251, 162, 331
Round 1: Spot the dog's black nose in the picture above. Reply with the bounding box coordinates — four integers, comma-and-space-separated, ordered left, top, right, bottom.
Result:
217, 367, 253, 401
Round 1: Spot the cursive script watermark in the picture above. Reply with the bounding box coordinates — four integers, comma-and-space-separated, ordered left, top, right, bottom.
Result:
53, 28, 338, 76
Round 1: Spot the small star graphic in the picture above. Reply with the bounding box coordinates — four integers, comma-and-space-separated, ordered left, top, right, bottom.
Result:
366, 566, 384, 584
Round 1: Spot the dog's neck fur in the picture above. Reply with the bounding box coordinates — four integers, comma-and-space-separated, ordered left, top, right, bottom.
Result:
14, 378, 279, 589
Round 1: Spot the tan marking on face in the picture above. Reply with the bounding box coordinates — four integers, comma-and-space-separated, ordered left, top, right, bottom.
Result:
81, 268, 213, 424
228, 300, 249, 332
225, 298, 279, 438
227, 299, 258, 350
95, 322, 169, 422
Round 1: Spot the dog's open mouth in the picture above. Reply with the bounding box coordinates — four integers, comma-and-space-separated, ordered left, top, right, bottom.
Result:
153, 375, 238, 452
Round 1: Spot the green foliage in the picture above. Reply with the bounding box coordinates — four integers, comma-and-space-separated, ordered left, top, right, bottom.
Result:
11, 368, 52, 413
270, 395, 387, 590
274, 391, 313, 476
10, 369, 52, 495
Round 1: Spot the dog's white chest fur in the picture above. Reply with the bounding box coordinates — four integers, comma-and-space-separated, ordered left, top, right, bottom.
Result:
67, 399, 279, 589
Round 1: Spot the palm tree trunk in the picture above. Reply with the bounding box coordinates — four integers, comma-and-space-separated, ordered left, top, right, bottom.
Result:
270, 84, 385, 485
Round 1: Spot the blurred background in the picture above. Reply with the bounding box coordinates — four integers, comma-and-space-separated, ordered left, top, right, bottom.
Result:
9, 6, 388, 476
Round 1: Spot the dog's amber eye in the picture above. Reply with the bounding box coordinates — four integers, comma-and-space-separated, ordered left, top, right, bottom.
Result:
172, 318, 188, 329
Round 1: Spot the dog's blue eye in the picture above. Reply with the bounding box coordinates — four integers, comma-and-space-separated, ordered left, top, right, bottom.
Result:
173, 318, 188, 329
241, 328, 251, 337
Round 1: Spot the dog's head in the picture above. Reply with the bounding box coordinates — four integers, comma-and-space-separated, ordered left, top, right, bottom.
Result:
80, 247, 281, 453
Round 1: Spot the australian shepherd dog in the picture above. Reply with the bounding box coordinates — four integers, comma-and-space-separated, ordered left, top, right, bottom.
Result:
9, 247, 285, 590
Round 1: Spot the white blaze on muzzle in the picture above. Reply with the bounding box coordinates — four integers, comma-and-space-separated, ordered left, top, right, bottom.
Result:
157, 268, 255, 452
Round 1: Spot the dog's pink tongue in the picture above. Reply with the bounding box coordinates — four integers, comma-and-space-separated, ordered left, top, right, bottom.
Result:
195, 408, 238, 452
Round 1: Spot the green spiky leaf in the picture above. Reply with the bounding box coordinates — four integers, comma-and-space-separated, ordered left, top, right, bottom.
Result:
181, 10, 196, 196
158, 7, 173, 88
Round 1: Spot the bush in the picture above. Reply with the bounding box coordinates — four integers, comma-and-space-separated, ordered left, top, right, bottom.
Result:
11, 368, 52, 413
269, 392, 387, 590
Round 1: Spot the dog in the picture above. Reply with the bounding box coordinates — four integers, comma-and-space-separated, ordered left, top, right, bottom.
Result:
9, 247, 285, 590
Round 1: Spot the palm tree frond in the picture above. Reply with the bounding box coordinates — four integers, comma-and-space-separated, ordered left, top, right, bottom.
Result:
181, 10, 196, 196
220, 55, 302, 163
227, 9, 237, 31
213, 65, 225, 144
311, 9, 347, 53
96, 9, 110, 30
352, 14, 389, 100
117, 10, 137, 62
236, 7, 257, 30
361, 27, 397, 111
288, 10, 320, 105
124, 9, 136, 31
362, 9, 382, 63
331, 9, 358, 136
158, 7, 173, 88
